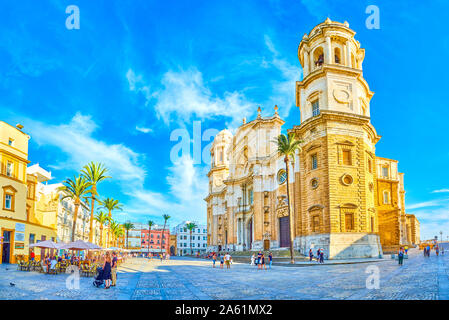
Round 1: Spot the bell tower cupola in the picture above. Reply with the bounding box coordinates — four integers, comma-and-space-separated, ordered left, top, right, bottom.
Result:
296, 18, 373, 123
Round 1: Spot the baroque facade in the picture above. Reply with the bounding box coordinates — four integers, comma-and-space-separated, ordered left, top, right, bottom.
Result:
205, 19, 420, 259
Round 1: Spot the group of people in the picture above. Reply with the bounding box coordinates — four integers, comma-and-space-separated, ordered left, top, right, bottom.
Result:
423, 244, 444, 258
211, 252, 233, 269
309, 248, 325, 264
250, 251, 273, 269
99, 251, 119, 289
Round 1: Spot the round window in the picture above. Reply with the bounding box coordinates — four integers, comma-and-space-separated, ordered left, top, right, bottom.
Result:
341, 174, 353, 186
311, 178, 319, 189
277, 169, 287, 184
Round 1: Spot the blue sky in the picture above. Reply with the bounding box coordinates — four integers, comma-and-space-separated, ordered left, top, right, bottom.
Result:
1, 0, 448, 239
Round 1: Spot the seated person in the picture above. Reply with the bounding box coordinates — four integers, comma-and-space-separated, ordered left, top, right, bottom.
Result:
41, 259, 48, 273
50, 256, 57, 271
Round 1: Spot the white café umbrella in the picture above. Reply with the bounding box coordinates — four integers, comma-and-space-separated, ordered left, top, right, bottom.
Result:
59, 240, 93, 251
85, 241, 102, 250
29, 240, 61, 249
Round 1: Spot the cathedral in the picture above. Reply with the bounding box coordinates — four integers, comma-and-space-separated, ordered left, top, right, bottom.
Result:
205, 19, 420, 259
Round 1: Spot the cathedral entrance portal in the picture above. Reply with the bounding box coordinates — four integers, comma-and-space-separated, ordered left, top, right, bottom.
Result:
279, 216, 291, 248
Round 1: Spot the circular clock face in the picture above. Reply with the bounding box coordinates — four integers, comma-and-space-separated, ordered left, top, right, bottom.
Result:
277, 169, 287, 185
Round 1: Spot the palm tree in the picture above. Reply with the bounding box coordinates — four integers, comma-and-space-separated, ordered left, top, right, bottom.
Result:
81, 162, 110, 243
122, 221, 134, 249
275, 132, 302, 264
111, 223, 125, 247
161, 214, 170, 253
94, 211, 108, 246
99, 197, 123, 247
185, 222, 198, 255
58, 175, 92, 242
108, 219, 118, 247
147, 220, 155, 256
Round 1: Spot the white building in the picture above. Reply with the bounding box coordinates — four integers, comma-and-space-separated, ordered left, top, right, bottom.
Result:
173, 221, 207, 255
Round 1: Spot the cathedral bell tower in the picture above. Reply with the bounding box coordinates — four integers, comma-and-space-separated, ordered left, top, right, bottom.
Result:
291, 18, 382, 259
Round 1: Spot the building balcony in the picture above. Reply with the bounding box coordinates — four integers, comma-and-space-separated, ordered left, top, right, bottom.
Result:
236, 204, 252, 213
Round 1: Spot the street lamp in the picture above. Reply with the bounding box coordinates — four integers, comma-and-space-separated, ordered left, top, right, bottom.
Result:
440, 231, 443, 243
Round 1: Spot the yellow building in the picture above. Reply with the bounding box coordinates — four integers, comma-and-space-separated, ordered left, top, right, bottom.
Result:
206, 19, 420, 259
0, 121, 57, 263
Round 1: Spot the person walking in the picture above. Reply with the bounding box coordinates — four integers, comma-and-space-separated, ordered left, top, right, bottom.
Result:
398, 247, 404, 266
30, 250, 35, 262
220, 255, 224, 269
436, 246, 440, 256
404, 246, 408, 255
261, 253, 266, 270
250, 254, 255, 266
257, 251, 262, 270
319, 249, 324, 264
212, 253, 217, 268
103, 252, 112, 289
309, 249, 313, 262
224, 252, 231, 270
426, 245, 431, 257
316, 249, 321, 263
268, 252, 273, 269
111, 251, 118, 287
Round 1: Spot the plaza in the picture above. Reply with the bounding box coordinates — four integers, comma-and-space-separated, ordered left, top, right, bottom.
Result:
0, 247, 448, 300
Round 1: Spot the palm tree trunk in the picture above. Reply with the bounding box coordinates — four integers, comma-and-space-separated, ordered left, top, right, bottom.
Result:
72, 202, 80, 242
107, 209, 112, 247
89, 189, 95, 242
162, 220, 167, 253
190, 231, 193, 255
285, 157, 295, 264
148, 226, 152, 256
126, 230, 129, 249
100, 226, 103, 246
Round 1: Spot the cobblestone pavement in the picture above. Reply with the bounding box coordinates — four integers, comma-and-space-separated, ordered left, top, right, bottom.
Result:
0, 248, 448, 300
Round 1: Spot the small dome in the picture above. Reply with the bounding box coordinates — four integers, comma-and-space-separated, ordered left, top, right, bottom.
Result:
217, 129, 232, 137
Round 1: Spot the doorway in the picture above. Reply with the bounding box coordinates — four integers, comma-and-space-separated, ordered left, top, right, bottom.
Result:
279, 216, 291, 248
1, 230, 12, 264
263, 239, 270, 250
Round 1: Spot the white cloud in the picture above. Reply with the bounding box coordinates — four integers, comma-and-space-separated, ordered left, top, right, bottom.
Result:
27, 113, 145, 186
126, 68, 152, 106
432, 189, 449, 193
408, 206, 449, 240
152, 67, 256, 128
406, 199, 448, 210
135, 126, 153, 134
22, 113, 209, 226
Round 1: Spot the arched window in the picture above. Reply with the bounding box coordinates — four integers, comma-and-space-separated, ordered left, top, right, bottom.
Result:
334, 47, 341, 64
313, 47, 324, 68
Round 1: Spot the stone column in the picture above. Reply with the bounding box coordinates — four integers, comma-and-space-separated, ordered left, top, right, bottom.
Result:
346, 40, 352, 68
324, 36, 332, 64
303, 50, 309, 77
